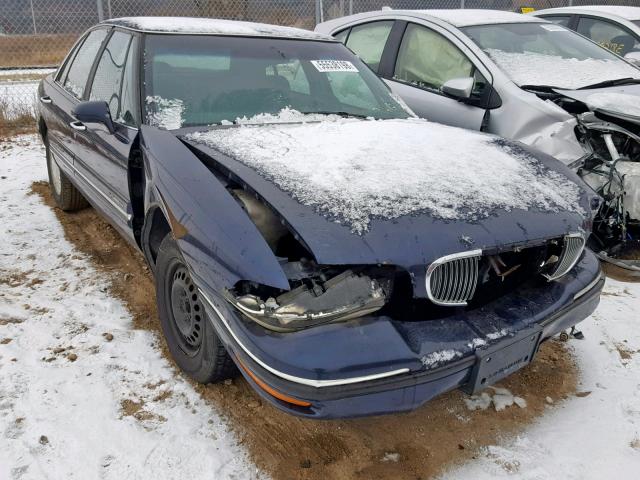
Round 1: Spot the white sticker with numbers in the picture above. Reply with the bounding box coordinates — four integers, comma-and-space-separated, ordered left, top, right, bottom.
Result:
311, 60, 359, 72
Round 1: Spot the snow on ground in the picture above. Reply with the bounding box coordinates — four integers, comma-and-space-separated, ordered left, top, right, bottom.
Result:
440, 279, 640, 479
0, 137, 259, 479
0, 69, 56, 77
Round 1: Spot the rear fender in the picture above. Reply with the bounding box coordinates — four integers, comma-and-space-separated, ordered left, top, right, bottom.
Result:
139, 125, 289, 292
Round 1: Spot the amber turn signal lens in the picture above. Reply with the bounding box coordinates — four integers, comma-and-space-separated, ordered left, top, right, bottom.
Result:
237, 358, 312, 408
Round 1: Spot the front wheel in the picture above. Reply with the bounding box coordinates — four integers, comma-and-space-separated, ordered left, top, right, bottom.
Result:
155, 234, 236, 383
44, 136, 88, 211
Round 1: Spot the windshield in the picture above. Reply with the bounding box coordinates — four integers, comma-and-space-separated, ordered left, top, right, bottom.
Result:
462, 22, 640, 89
143, 35, 409, 128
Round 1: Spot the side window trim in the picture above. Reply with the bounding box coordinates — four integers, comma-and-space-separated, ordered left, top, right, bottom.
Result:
379, 20, 407, 79
124, 31, 142, 128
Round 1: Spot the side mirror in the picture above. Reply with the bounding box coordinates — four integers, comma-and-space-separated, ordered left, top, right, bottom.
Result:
73, 100, 115, 134
441, 77, 475, 100
624, 51, 640, 67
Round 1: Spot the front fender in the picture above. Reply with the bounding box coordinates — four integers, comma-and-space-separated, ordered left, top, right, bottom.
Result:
139, 125, 289, 292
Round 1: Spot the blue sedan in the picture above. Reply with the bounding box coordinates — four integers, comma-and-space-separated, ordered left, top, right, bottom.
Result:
37, 16, 604, 418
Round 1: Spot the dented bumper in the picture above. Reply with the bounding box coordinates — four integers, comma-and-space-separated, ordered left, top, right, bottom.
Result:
199, 249, 603, 419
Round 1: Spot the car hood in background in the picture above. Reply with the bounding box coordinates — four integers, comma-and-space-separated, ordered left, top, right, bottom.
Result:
182, 117, 590, 269
555, 84, 640, 124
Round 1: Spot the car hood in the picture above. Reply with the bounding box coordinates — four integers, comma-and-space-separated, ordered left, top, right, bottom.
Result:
182, 117, 591, 270
555, 84, 640, 125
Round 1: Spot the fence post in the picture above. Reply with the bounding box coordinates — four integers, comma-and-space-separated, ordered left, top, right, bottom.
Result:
107, 0, 113, 19
315, 0, 325, 25
29, 0, 37, 34
97, 0, 105, 22
460, 0, 465, 8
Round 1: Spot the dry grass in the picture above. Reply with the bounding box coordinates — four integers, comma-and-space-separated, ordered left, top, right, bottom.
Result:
0, 100, 37, 140
0, 34, 77, 68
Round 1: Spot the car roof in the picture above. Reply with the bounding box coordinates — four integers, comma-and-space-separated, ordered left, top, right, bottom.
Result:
316, 9, 549, 30
533, 6, 640, 22
101, 16, 332, 41
409, 9, 548, 27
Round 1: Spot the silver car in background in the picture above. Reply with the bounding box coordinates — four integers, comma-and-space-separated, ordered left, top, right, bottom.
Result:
316, 9, 640, 266
532, 5, 640, 65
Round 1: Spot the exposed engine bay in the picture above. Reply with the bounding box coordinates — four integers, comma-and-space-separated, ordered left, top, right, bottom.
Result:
529, 86, 640, 273
223, 185, 582, 331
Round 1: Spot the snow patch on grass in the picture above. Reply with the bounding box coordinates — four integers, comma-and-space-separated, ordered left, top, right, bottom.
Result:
0, 137, 259, 479
443, 278, 640, 479
464, 387, 528, 412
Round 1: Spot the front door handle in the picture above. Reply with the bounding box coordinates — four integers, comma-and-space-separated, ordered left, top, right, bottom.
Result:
69, 121, 86, 131
39, 96, 52, 104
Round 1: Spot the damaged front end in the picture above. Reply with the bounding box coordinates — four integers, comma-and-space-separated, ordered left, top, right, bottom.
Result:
574, 111, 640, 273
224, 265, 391, 332
528, 86, 640, 272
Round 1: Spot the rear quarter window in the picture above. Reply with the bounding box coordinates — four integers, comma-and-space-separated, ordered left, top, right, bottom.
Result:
63, 29, 109, 99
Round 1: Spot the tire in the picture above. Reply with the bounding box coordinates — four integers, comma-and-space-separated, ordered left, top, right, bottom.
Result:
155, 234, 237, 383
45, 137, 88, 211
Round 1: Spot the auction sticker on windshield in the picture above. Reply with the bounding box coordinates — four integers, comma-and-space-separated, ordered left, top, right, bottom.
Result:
311, 60, 359, 72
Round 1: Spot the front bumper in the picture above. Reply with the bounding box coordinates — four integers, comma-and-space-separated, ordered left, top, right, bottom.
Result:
200, 251, 604, 419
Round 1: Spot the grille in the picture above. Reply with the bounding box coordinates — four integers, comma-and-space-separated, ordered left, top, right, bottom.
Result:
544, 234, 586, 281
426, 250, 482, 306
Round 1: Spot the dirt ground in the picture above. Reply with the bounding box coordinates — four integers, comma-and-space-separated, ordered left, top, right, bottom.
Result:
31, 181, 581, 480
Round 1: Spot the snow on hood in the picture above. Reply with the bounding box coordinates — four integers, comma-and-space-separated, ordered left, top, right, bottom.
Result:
585, 92, 640, 118
186, 116, 584, 235
107, 17, 330, 40
486, 49, 640, 90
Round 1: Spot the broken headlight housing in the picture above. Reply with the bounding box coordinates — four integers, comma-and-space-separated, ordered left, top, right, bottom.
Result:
224, 263, 393, 332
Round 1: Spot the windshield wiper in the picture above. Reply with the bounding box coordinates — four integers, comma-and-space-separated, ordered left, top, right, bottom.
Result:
578, 77, 640, 90
302, 111, 372, 119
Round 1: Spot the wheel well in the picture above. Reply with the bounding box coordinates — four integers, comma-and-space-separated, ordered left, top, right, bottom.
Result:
143, 207, 171, 268
38, 117, 47, 141
128, 136, 145, 247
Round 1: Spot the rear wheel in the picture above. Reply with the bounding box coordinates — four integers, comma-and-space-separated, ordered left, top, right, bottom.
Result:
45, 137, 87, 211
155, 234, 236, 383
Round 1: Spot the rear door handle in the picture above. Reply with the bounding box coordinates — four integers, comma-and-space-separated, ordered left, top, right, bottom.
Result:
69, 121, 86, 131
39, 96, 52, 104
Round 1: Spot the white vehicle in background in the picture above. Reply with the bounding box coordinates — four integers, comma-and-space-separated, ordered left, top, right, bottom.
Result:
531, 6, 640, 65
316, 9, 640, 269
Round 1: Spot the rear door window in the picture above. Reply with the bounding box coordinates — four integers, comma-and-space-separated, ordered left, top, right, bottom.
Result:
394, 23, 474, 91
577, 17, 640, 56
334, 28, 349, 44
345, 21, 394, 72
89, 31, 136, 125
63, 28, 108, 99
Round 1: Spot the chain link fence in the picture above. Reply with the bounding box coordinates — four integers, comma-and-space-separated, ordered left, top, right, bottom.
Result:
1, 0, 638, 120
